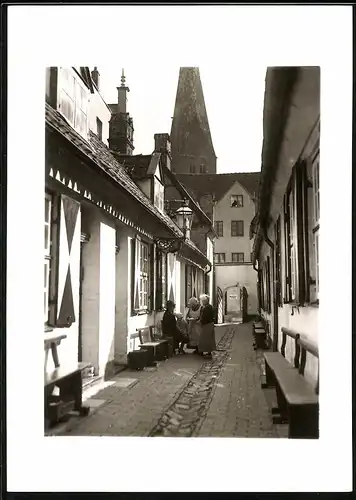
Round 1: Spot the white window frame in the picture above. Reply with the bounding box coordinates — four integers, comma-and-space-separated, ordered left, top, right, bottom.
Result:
154, 177, 165, 212
232, 252, 244, 263
215, 221, 223, 237
230, 195, 243, 208
312, 153, 320, 300
44, 193, 52, 323
231, 220, 244, 237
214, 253, 226, 264
57, 67, 89, 140
139, 241, 150, 310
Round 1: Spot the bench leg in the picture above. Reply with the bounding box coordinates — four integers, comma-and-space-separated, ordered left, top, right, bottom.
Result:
288, 404, 319, 439
72, 372, 90, 416
272, 383, 288, 424
262, 362, 275, 389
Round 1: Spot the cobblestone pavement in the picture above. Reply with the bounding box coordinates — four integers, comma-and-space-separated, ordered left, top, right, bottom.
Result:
55, 322, 287, 438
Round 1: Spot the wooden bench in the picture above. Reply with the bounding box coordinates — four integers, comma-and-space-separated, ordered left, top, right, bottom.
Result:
44, 330, 90, 429
137, 327, 167, 365
261, 327, 319, 439
253, 317, 269, 349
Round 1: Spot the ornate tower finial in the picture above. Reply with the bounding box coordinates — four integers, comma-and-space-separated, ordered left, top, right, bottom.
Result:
121, 68, 126, 87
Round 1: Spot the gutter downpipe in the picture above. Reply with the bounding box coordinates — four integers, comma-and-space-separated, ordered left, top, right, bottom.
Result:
262, 226, 278, 352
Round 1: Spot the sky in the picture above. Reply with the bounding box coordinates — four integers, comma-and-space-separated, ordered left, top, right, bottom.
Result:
98, 65, 266, 174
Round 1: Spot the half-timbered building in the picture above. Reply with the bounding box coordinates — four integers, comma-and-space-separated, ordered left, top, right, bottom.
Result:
45, 67, 214, 383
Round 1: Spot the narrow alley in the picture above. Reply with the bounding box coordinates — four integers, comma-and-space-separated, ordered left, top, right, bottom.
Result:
53, 322, 287, 438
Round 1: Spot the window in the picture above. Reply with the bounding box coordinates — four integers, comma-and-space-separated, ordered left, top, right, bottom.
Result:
232, 252, 244, 263
185, 265, 192, 305
189, 164, 196, 173
231, 195, 243, 208
283, 161, 309, 305
58, 67, 89, 139
214, 253, 225, 264
96, 117, 103, 141
214, 221, 223, 237
156, 251, 167, 310
44, 193, 53, 323
306, 150, 320, 303
231, 220, 244, 237
312, 154, 319, 300
154, 178, 164, 212
200, 164, 207, 173
275, 216, 282, 306
132, 238, 152, 312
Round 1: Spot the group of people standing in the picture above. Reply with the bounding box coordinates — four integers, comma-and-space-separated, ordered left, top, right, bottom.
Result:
162, 294, 216, 359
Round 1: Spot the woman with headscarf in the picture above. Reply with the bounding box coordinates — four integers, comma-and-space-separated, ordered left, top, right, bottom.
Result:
185, 296, 202, 355
197, 294, 216, 359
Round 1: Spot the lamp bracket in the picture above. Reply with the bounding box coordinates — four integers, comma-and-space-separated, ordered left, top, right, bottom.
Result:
155, 237, 183, 254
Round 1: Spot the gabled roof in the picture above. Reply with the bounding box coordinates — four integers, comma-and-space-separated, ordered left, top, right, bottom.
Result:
117, 152, 162, 180
163, 167, 214, 230
176, 172, 261, 202
45, 103, 181, 238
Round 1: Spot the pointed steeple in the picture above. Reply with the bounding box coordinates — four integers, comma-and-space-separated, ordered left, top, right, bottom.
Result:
170, 67, 216, 174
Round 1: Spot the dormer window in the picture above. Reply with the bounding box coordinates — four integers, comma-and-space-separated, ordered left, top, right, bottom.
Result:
58, 67, 89, 139
231, 195, 243, 207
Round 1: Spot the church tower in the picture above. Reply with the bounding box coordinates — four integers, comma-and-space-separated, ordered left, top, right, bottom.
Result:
108, 70, 134, 156
170, 67, 217, 174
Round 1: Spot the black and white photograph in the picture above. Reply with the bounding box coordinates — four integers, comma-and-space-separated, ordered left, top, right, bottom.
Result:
5, 4, 352, 493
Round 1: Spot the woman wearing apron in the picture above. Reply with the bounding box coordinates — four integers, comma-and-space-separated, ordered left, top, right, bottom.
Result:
185, 297, 202, 355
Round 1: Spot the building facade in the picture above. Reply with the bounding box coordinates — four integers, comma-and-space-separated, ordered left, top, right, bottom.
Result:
251, 66, 320, 386
176, 172, 260, 321
44, 67, 214, 384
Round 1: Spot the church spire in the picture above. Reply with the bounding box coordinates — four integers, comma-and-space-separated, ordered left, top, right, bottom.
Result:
170, 67, 217, 174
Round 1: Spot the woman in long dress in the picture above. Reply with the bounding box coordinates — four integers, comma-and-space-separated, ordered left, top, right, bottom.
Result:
185, 297, 202, 355
197, 294, 216, 359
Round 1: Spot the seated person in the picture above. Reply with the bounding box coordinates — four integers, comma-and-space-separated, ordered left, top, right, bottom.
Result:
175, 312, 189, 355
162, 300, 181, 355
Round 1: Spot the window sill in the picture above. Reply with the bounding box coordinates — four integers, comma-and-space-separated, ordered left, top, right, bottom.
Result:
131, 309, 151, 317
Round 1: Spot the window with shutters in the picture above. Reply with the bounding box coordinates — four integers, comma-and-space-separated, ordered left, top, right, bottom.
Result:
132, 238, 153, 313
232, 252, 244, 262
190, 164, 196, 173
306, 148, 320, 304
58, 67, 89, 140
156, 251, 167, 310
231, 220, 244, 237
139, 242, 150, 310
44, 193, 53, 323
283, 161, 309, 305
215, 221, 223, 237
275, 216, 282, 306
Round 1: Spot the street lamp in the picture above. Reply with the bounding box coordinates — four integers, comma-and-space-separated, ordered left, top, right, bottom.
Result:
155, 199, 194, 253
175, 200, 193, 239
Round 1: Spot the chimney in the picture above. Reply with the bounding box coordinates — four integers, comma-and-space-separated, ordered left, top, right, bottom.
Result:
91, 67, 100, 90
154, 133, 172, 171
